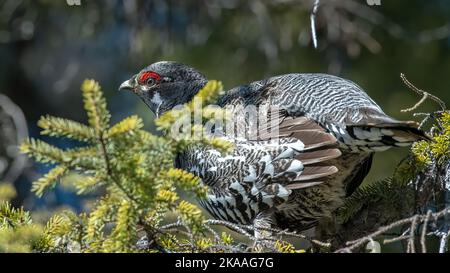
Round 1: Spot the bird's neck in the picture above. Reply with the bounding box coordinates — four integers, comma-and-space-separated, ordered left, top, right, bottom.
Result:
154, 79, 208, 117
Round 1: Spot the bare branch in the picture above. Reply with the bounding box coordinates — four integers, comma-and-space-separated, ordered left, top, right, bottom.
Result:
400, 73, 446, 112
420, 210, 432, 253
310, 0, 320, 49
439, 230, 450, 253
407, 215, 418, 253
336, 208, 450, 253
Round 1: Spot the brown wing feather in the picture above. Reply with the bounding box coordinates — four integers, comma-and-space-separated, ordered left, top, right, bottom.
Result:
285, 181, 324, 190
294, 166, 339, 181
290, 131, 337, 150
295, 149, 342, 165
259, 111, 341, 189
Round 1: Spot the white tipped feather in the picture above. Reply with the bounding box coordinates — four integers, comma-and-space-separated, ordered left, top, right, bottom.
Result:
286, 159, 304, 173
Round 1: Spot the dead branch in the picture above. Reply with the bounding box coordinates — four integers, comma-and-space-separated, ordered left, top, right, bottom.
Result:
400, 73, 446, 113
335, 208, 450, 253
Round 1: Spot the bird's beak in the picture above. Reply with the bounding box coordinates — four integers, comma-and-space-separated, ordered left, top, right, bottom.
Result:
119, 79, 135, 92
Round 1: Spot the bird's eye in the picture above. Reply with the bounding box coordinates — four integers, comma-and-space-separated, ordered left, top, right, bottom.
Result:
138, 71, 161, 86
146, 77, 155, 85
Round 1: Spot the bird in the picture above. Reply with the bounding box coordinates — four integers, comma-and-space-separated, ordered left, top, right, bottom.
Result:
119, 61, 428, 234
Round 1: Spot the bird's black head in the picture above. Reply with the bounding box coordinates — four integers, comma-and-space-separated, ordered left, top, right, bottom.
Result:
119, 61, 207, 117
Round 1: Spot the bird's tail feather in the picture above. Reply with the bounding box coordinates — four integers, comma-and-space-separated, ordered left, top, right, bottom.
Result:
347, 121, 429, 150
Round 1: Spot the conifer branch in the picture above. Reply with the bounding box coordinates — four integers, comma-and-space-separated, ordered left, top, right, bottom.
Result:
98, 132, 139, 204
38, 115, 96, 142
31, 165, 68, 197
81, 79, 110, 135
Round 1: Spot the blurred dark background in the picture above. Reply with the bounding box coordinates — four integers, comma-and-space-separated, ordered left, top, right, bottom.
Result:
1, 0, 449, 214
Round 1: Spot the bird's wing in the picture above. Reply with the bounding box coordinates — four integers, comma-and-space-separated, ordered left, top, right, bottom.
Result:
255, 111, 342, 190
182, 111, 341, 216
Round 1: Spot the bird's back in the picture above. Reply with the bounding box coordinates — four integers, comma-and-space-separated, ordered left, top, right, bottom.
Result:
219, 73, 390, 127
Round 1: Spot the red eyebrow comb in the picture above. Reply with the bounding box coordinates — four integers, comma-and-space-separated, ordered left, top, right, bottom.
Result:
139, 71, 161, 83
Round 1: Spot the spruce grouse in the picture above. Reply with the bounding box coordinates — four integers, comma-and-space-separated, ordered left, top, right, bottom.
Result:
119, 61, 427, 232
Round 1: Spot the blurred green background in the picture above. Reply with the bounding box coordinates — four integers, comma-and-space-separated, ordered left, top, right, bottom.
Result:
0, 0, 449, 214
